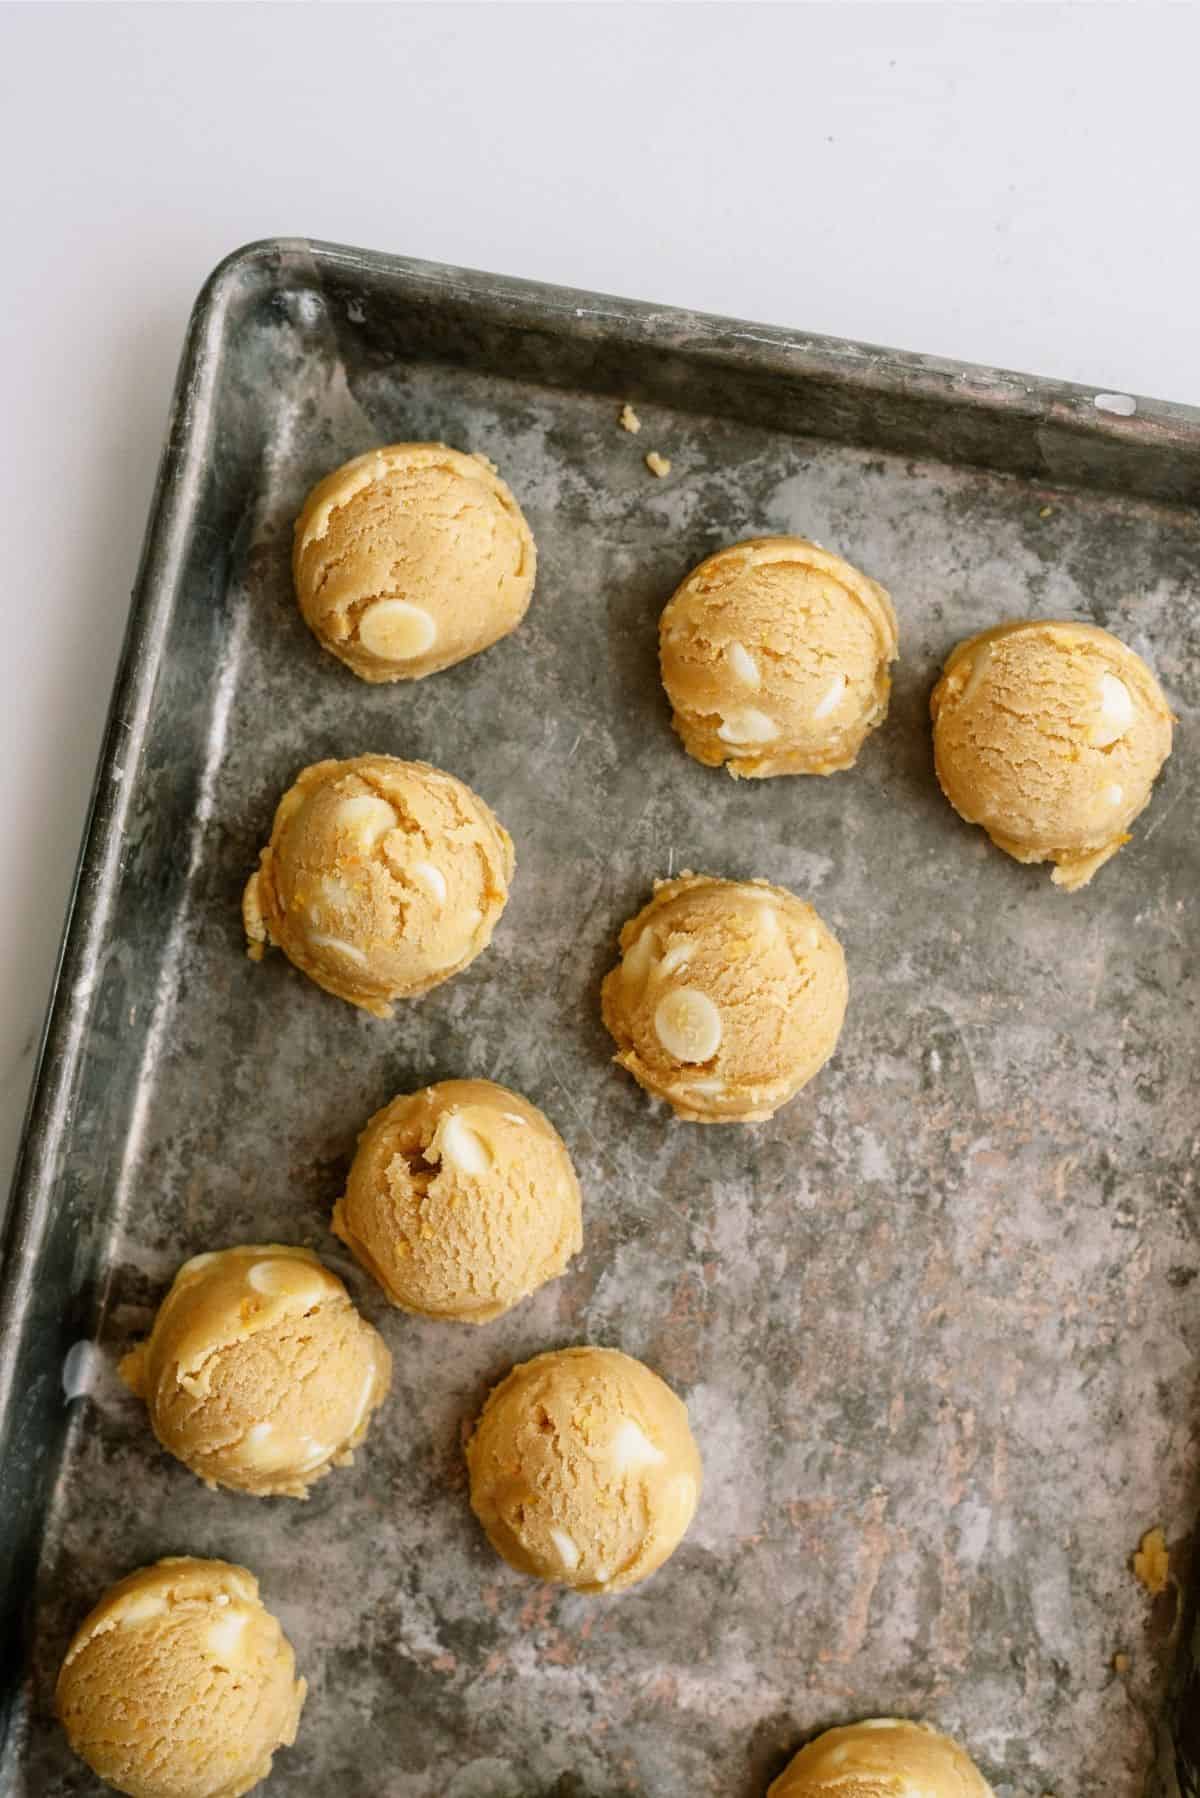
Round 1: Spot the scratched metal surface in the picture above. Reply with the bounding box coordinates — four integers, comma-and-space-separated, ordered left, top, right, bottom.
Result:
2, 244, 1200, 1798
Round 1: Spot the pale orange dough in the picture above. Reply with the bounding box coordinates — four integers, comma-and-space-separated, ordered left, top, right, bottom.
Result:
467, 1346, 701, 1595
768, 1717, 994, 1796
293, 442, 536, 682
601, 873, 847, 1123
242, 754, 514, 1016
931, 619, 1174, 890
660, 535, 898, 777
56, 1557, 305, 1798
120, 1245, 391, 1499
334, 1078, 582, 1323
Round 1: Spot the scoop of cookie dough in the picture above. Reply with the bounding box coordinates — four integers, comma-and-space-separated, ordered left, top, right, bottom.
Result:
57, 1557, 305, 1798
659, 536, 898, 777
931, 619, 1174, 891
467, 1346, 701, 1594
333, 1078, 583, 1323
600, 873, 848, 1123
768, 1717, 994, 1797
242, 755, 514, 1016
293, 442, 536, 682
120, 1245, 391, 1499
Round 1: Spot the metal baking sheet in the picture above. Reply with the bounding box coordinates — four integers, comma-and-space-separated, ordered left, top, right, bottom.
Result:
2, 239, 1200, 1798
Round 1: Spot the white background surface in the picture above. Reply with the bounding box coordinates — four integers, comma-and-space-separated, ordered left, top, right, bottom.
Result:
1, 1, 1198, 1205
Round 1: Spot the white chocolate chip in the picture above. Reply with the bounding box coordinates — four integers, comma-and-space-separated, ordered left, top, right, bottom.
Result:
247, 1260, 290, 1294
428, 907, 484, 970
247, 1258, 329, 1302
549, 1528, 581, 1571
726, 641, 761, 689
858, 1719, 902, 1731
813, 671, 847, 720
756, 906, 780, 940
592, 1565, 612, 1584
206, 1612, 248, 1665
412, 861, 447, 906
308, 933, 369, 966
654, 989, 722, 1063
357, 599, 437, 661
439, 1114, 492, 1176
244, 1424, 282, 1467
115, 1593, 167, 1628
686, 1078, 727, 1095
317, 873, 356, 913
959, 644, 993, 707
1107, 783, 1124, 805
1092, 672, 1134, 746
716, 707, 779, 746
609, 1417, 666, 1472
502, 1112, 528, 1126
621, 927, 657, 988
297, 1437, 331, 1471
241, 1422, 295, 1471
657, 941, 691, 977
331, 794, 398, 846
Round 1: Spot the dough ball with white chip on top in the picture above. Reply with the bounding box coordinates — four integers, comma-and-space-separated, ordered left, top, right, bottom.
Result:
242, 754, 514, 1017
333, 1078, 583, 1323
120, 1245, 391, 1499
659, 535, 898, 777
601, 873, 847, 1123
767, 1716, 994, 1797
56, 1556, 305, 1798
467, 1346, 701, 1594
931, 618, 1174, 891
293, 442, 536, 682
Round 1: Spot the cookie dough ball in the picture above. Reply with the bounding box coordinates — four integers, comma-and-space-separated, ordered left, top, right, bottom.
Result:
931, 620, 1174, 891
467, 1346, 701, 1594
120, 1245, 391, 1499
242, 755, 514, 1016
293, 442, 536, 682
660, 536, 898, 777
57, 1557, 305, 1798
600, 873, 847, 1124
333, 1078, 583, 1323
768, 1718, 994, 1797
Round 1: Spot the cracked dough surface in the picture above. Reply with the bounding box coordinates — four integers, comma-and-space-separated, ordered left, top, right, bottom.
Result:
767, 1717, 994, 1796
56, 1557, 305, 1798
119, 1246, 391, 1499
466, 1346, 701, 1595
242, 754, 514, 1016
293, 442, 536, 682
931, 619, 1174, 890
659, 536, 898, 777
333, 1078, 583, 1323
600, 873, 848, 1123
